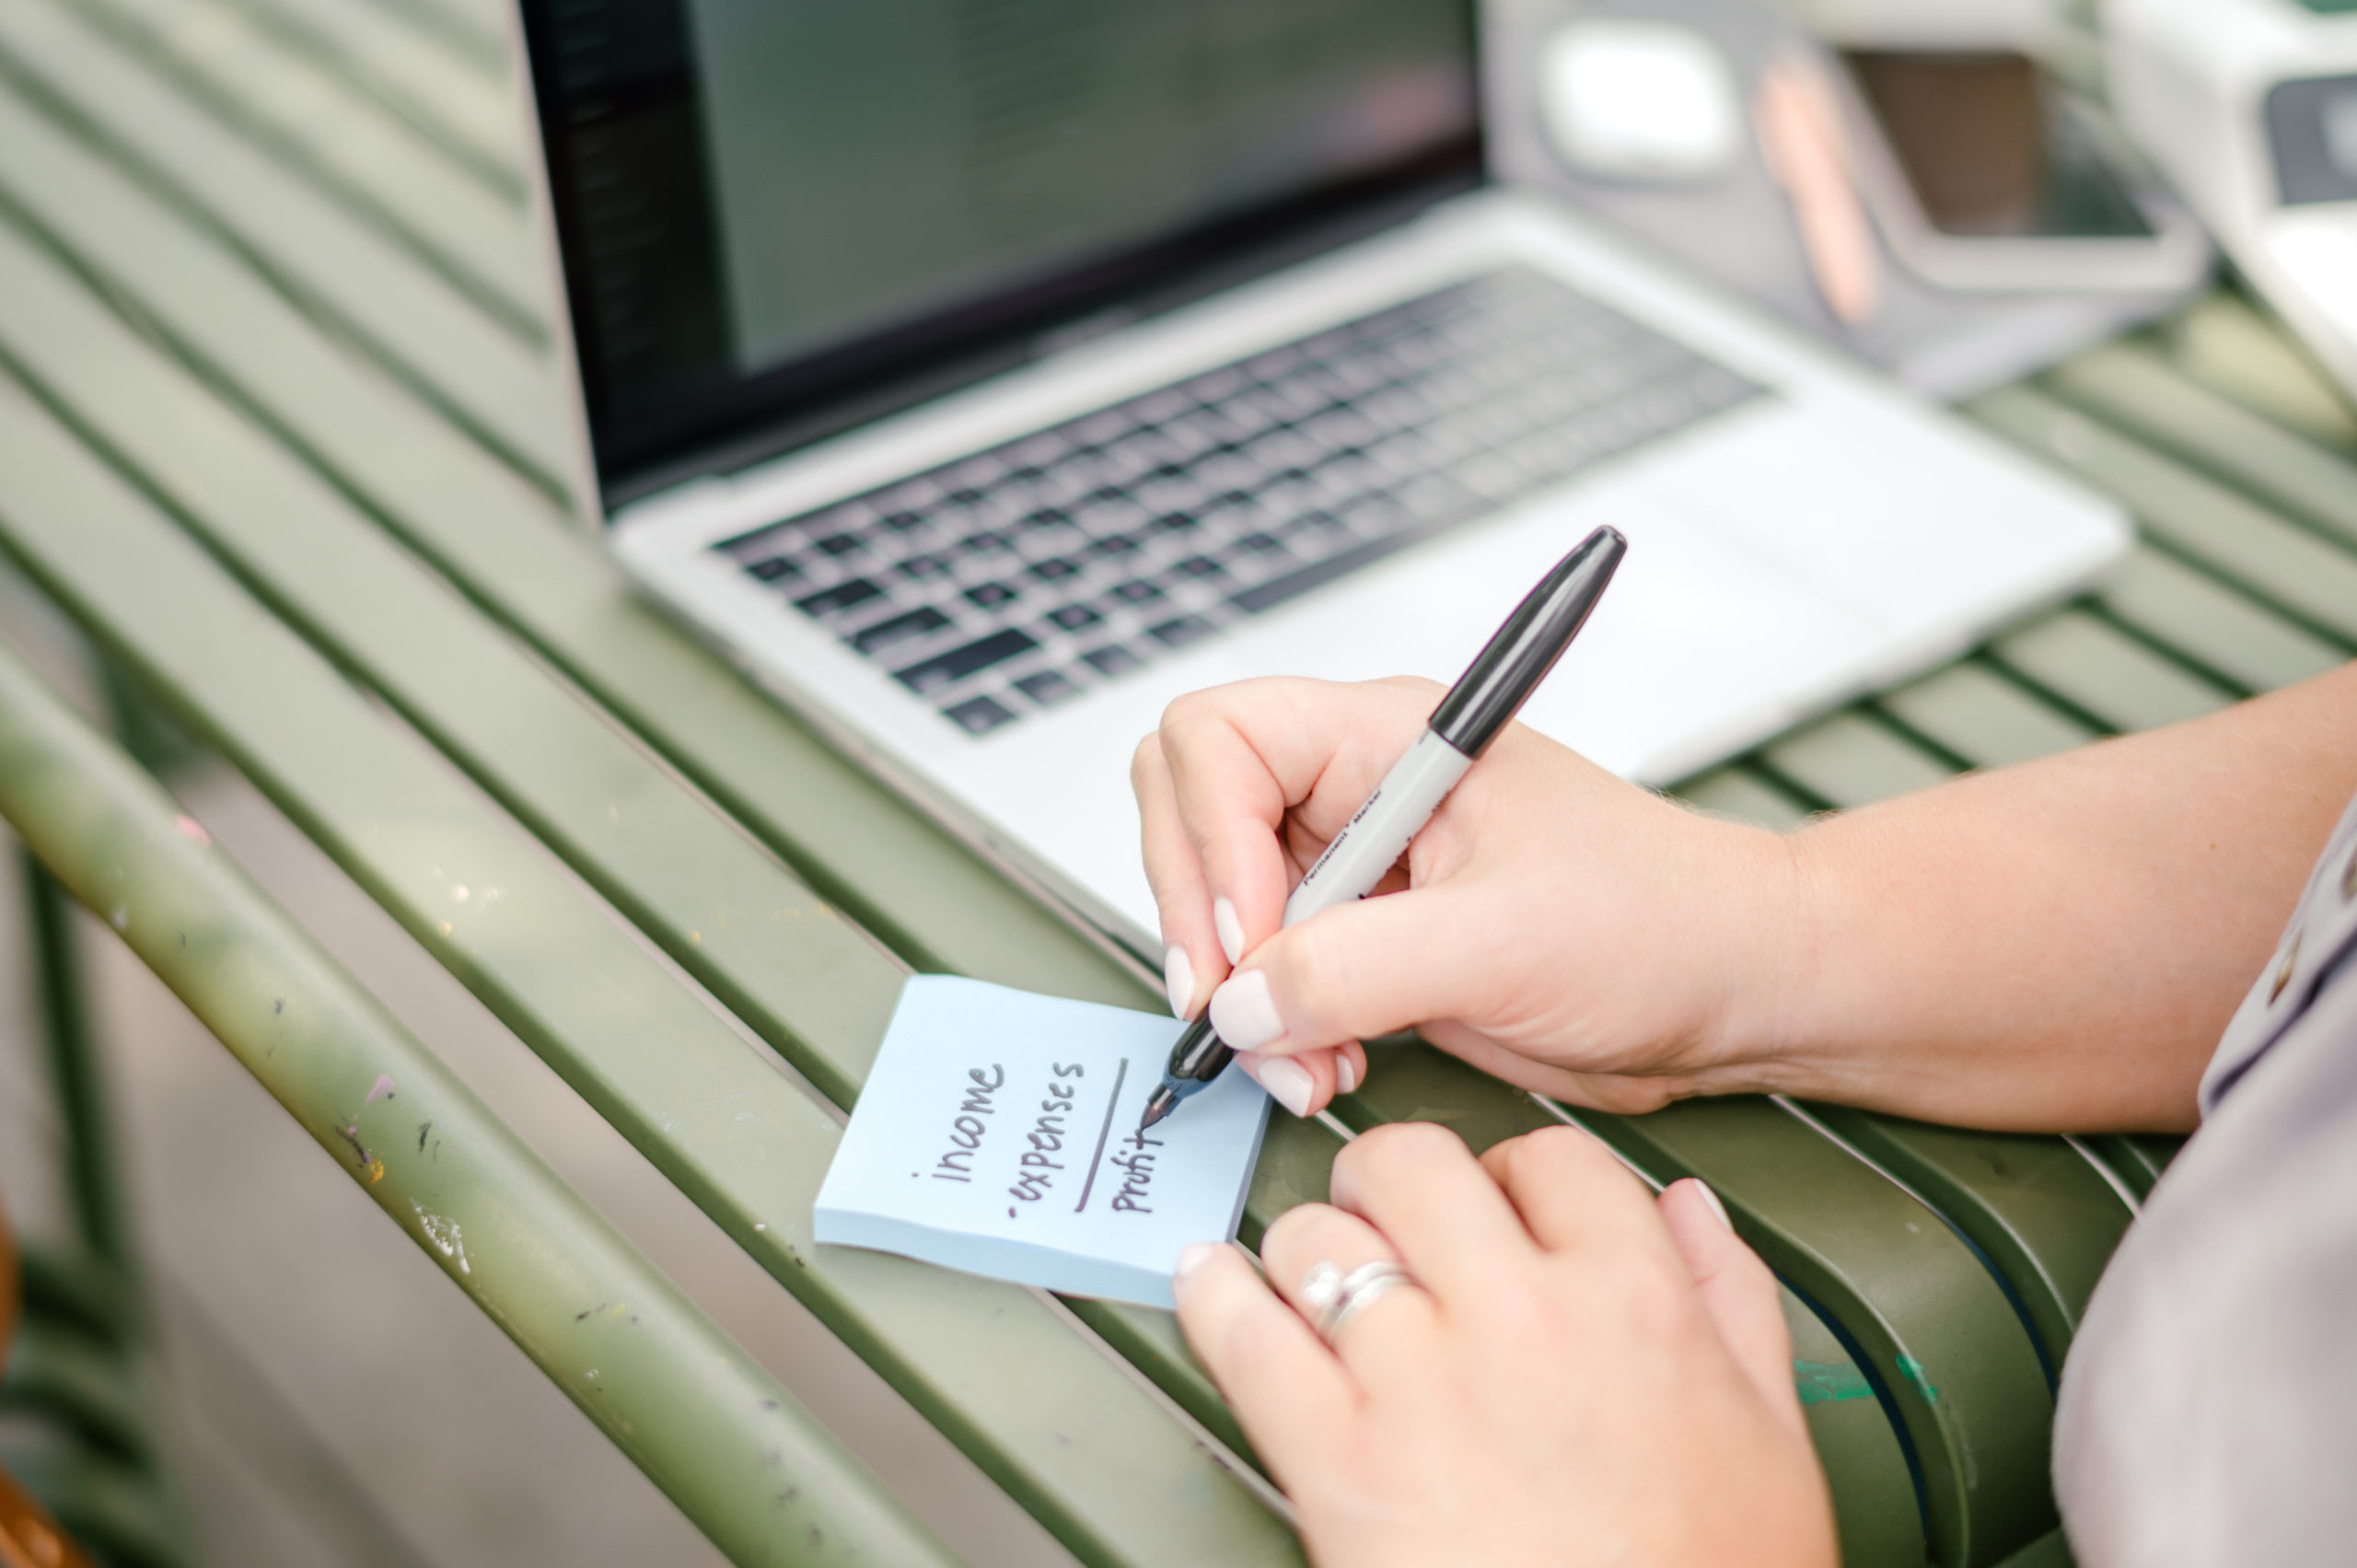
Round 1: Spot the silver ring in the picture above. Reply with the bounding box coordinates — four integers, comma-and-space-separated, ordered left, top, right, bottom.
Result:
1298, 1259, 1417, 1345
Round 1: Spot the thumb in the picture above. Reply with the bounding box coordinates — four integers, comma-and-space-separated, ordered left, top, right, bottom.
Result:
1205, 884, 1496, 1056
1659, 1179, 1805, 1436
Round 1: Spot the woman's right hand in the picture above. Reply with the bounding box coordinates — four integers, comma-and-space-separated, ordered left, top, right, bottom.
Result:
1132, 676, 1804, 1121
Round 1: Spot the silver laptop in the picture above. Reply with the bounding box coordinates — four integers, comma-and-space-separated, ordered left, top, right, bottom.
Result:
516, 0, 2128, 948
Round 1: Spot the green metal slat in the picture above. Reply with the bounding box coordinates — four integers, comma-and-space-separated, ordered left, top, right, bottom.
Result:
2155, 296, 2357, 453
1673, 765, 1816, 829
2077, 1134, 2183, 1203
1991, 610, 2233, 735
221, 0, 526, 200
338, 0, 505, 71
65, 0, 543, 328
1560, 1098, 2057, 1568
15, 1242, 132, 1346
0, 0, 566, 491
391, 0, 501, 36
0, 100, 1306, 1478
2093, 548, 2345, 696
2, 1445, 188, 1568
2045, 343, 2357, 551
1879, 663, 2096, 771
0, 1319, 151, 1461
23, 852, 131, 1272
0, 637, 962, 1568
1972, 385, 2357, 648
13, 834, 198, 1556
1992, 1527, 2076, 1568
1762, 712, 1956, 807
1326, 1040, 1929, 1568
0, 369, 1303, 1568
1793, 1106, 2133, 1367
1785, 1291, 1928, 1568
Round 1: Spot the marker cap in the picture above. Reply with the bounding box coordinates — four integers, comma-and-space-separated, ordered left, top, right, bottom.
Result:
1427, 526, 1627, 758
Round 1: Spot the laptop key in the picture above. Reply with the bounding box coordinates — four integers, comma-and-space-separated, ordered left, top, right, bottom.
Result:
942, 694, 1020, 735
1147, 614, 1217, 648
1081, 645, 1143, 678
1184, 364, 1249, 403
852, 606, 954, 655
1045, 603, 1102, 633
895, 629, 1039, 693
746, 556, 802, 583
964, 581, 1021, 610
1014, 668, 1084, 706
796, 577, 887, 617
1076, 407, 1135, 446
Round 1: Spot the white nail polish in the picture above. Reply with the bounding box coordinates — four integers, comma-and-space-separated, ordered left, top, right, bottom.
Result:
1173, 1241, 1220, 1283
1692, 1180, 1735, 1232
1334, 1052, 1359, 1096
1213, 896, 1246, 964
1210, 970, 1283, 1051
1255, 1056, 1314, 1118
1163, 945, 1194, 1019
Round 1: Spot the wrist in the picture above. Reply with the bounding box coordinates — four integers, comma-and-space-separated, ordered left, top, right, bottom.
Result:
1680, 810, 1846, 1099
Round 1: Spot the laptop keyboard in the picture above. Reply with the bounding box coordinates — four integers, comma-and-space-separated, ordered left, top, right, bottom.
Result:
715, 265, 1762, 737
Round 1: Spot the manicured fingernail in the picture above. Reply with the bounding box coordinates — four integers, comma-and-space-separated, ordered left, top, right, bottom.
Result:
1213, 895, 1246, 964
1210, 970, 1283, 1051
1254, 1056, 1314, 1118
1334, 1051, 1359, 1096
1692, 1179, 1734, 1232
1174, 1241, 1220, 1283
1163, 945, 1194, 1019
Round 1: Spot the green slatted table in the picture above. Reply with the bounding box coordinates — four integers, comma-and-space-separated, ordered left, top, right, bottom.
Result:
0, 0, 2347, 1562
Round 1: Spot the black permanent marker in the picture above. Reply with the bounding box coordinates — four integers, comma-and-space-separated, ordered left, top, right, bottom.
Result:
1138, 525, 1627, 1131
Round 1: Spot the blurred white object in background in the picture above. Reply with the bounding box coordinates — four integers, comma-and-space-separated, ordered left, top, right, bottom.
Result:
1540, 19, 1745, 180
2106, 0, 2357, 401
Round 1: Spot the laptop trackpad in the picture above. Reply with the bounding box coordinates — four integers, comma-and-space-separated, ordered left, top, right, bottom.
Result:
1508, 496, 1885, 782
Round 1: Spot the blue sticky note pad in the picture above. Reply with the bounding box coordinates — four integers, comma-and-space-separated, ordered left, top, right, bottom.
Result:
814, 975, 1272, 1309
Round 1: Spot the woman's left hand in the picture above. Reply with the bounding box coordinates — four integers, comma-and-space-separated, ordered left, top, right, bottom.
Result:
1173, 1122, 1838, 1568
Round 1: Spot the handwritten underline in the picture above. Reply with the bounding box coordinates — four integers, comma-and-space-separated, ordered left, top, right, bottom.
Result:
1074, 1057, 1128, 1214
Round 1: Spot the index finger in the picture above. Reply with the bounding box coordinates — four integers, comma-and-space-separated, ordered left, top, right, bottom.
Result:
1156, 678, 1435, 959
1132, 730, 1224, 1017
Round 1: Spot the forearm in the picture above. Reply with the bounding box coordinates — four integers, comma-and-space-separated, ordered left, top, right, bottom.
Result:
1733, 662, 2357, 1132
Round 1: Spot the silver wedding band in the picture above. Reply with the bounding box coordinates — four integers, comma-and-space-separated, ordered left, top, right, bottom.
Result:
1299, 1259, 1417, 1346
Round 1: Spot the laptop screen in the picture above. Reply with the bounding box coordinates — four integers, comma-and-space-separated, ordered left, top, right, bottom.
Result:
520, 0, 1481, 501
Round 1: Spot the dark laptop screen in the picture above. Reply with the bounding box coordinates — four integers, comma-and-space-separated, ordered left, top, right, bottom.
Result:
520, 0, 1480, 500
